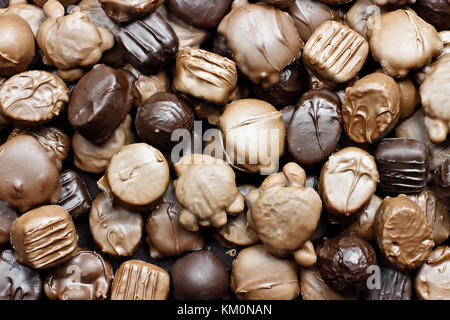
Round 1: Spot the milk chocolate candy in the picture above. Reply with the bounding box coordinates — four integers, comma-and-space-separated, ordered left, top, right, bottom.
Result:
363, 267, 413, 300
0, 71, 69, 127
90, 193, 143, 258
287, 89, 342, 166
111, 260, 170, 300
345, 0, 383, 39
0, 200, 17, 245
320, 147, 379, 223
302, 21, 368, 85
0, 249, 41, 300
117, 11, 178, 75
374, 195, 434, 271
0, 13, 35, 76
231, 245, 300, 300
145, 182, 203, 260
415, 245, 450, 300
173, 47, 238, 106
218, 3, 303, 88
420, 54, 450, 144
414, 0, 450, 31
375, 138, 430, 194
33, 0, 81, 7
318, 234, 377, 294
0, 135, 61, 213
434, 158, 450, 210
10, 205, 78, 270
98, 143, 170, 211
73, 114, 136, 174
408, 189, 450, 245
172, 250, 228, 300
167, 0, 232, 29
173, 154, 244, 231
398, 76, 420, 120
99, 0, 163, 23
78, 0, 120, 36
8, 126, 70, 169
219, 99, 286, 174
57, 170, 91, 220
0, 1, 46, 36
344, 194, 382, 242
44, 249, 113, 300
342, 73, 401, 144
367, 9, 443, 78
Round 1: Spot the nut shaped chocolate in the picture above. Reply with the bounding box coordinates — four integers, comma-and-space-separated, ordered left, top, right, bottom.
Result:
99, 0, 163, 24
173, 154, 244, 232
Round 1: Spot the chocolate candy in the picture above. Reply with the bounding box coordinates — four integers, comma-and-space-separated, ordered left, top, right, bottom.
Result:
0, 13, 35, 76
345, 0, 383, 39
231, 245, 300, 300
0, 200, 17, 245
318, 234, 377, 294
288, 0, 343, 43
0, 135, 61, 213
33, 0, 81, 7
396, 77, 420, 120
250, 61, 308, 108
8, 126, 70, 169
302, 21, 368, 85
414, 0, 450, 31
68, 64, 135, 145
173, 47, 238, 106
408, 188, 450, 245
287, 89, 342, 166
145, 182, 203, 259
117, 11, 178, 75
90, 193, 143, 258
1, 2, 45, 37
375, 138, 430, 194
0, 71, 69, 127
172, 250, 228, 300
212, 32, 232, 58
99, 0, 163, 24
98, 143, 170, 211
261, 0, 295, 8
320, 147, 379, 223
135, 92, 193, 153
73, 115, 136, 174
344, 195, 382, 242
78, 0, 120, 36
219, 99, 286, 173
318, 0, 352, 4
10, 205, 78, 269
374, 195, 434, 271
415, 245, 450, 300
57, 170, 92, 219
342, 73, 401, 144
218, 3, 303, 88
43, 249, 113, 300
367, 9, 443, 78
173, 154, 244, 231
111, 260, 170, 300
167, 0, 232, 29
433, 158, 450, 210
363, 267, 413, 300
0, 249, 42, 300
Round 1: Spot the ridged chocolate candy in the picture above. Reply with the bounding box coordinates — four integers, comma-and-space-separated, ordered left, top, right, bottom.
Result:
57, 170, 92, 219
363, 267, 413, 300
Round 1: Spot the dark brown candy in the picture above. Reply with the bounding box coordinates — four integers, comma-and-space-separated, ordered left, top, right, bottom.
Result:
434, 158, 450, 210
375, 138, 430, 194
167, 0, 232, 29
414, 0, 450, 31
250, 61, 308, 108
212, 32, 232, 58
135, 92, 194, 153
0, 249, 42, 300
57, 170, 92, 219
117, 11, 179, 75
68, 64, 135, 145
363, 267, 413, 300
0, 200, 17, 245
287, 89, 342, 166
99, 0, 164, 24
318, 234, 377, 294
0, 0, 8, 8
280, 105, 295, 128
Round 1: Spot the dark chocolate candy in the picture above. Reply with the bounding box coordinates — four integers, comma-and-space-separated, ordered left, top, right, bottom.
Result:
281, 105, 295, 128
433, 158, 450, 210
375, 138, 430, 194
363, 267, 413, 300
167, 0, 232, 29
0, 0, 8, 8
0, 249, 42, 300
0, 200, 17, 245
68, 64, 135, 145
100, 0, 164, 24
288, 89, 342, 166
414, 0, 450, 31
212, 32, 232, 58
57, 170, 92, 219
117, 11, 179, 75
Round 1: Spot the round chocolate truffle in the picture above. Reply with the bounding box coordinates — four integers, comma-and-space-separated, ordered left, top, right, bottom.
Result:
136, 92, 194, 153
317, 234, 377, 294
433, 158, 450, 210
414, 0, 450, 31
171, 250, 229, 300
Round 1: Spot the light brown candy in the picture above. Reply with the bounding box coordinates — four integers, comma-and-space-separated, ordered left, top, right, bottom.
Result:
99, 0, 163, 24
344, 194, 382, 242
398, 76, 420, 120
345, 0, 383, 39
0, 0, 45, 36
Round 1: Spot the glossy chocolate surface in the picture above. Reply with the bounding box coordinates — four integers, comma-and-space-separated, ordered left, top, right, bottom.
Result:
57, 170, 92, 219
414, 0, 450, 31
100, 0, 163, 24
433, 158, 450, 210
0, 200, 17, 245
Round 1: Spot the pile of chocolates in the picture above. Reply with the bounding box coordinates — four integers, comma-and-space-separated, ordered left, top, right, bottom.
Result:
0, 0, 449, 301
